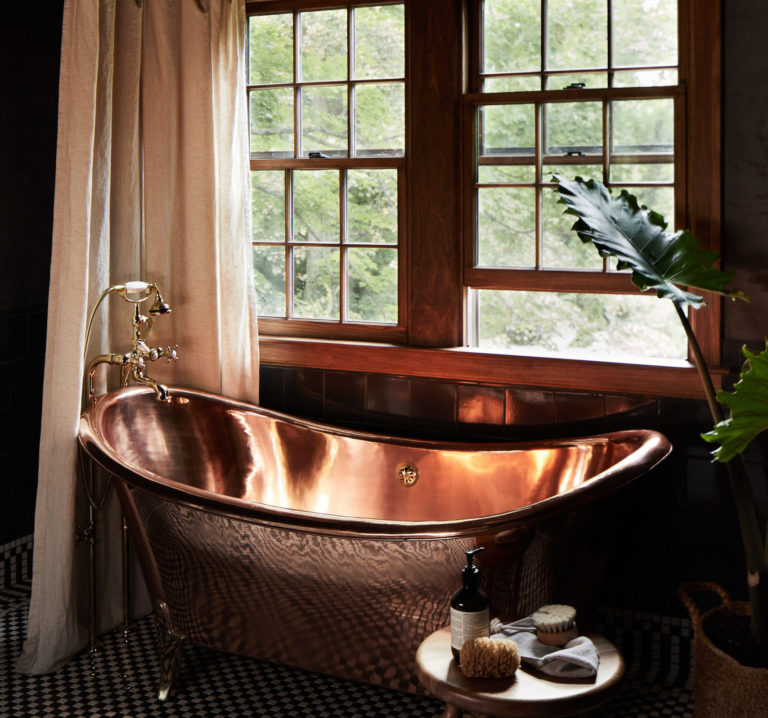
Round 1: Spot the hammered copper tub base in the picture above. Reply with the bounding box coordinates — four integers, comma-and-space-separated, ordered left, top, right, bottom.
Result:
134, 489, 472, 693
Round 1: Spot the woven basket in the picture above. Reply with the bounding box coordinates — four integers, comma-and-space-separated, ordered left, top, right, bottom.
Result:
679, 582, 768, 718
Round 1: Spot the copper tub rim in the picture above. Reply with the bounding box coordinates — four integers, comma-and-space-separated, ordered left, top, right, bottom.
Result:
77, 385, 672, 539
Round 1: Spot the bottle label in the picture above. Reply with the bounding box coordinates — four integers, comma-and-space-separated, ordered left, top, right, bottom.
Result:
450, 607, 490, 652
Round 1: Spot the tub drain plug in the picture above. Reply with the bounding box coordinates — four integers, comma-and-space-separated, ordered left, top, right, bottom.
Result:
397, 464, 419, 487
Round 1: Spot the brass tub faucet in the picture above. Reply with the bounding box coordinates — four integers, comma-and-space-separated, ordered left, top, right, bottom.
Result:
83, 281, 178, 407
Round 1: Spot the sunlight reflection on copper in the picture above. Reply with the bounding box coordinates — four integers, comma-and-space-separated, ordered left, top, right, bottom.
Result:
230, 411, 262, 501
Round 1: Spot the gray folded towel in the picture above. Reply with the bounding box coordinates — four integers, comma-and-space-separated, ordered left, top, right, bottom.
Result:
490, 616, 599, 679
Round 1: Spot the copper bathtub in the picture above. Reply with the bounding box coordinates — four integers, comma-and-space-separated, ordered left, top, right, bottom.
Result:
77, 385, 671, 697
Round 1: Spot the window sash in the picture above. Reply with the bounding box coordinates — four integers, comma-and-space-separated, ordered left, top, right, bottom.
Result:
248, 1, 406, 336
463, 86, 684, 291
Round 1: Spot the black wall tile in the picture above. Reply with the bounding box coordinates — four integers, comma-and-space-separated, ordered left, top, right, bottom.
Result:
284, 367, 323, 418
27, 308, 48, 358
604, 394, 658, 430
0, 365, 10, 408
457, 384, 504, 426
259, 365, 284, 411
410, 378, 456, 429
325, 371, 365, 422
505, 388, 555, 426
10, 356, 45, 405
0, 315, 28, 363
366, 374, 410, 423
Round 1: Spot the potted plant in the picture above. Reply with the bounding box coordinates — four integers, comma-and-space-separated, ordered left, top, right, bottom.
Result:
553, 175, 768, 715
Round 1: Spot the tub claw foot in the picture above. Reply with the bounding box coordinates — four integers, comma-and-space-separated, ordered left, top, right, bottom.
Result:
153, 601, 185, 701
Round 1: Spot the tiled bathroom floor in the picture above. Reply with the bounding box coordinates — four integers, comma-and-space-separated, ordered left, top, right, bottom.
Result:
2, 577, 694, 718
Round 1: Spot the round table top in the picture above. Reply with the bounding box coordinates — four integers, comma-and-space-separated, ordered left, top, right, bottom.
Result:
414, 627, 625, 718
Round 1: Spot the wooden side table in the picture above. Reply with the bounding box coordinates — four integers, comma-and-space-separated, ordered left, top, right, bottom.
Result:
415, 627, 625, 718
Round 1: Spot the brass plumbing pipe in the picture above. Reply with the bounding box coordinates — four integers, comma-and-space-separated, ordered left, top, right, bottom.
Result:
78, 280, 175, 657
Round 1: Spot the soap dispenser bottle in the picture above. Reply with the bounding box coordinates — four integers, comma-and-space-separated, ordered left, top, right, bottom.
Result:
450, 546, 489, 662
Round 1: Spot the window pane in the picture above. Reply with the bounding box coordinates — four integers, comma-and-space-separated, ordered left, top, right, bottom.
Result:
612, 69, 677, 88
348, 169, 398, 244
293, 170, 340, 243
545, 164, 601, 182
546, 101, 602, 155
251, 170, 285, 243
547, 0, 607, 70
547, 72, 607, 90
248, 14, 292, 85
475, 290, 687, 361
301, 85, 348, 156
249, 88, 293, 156
478, 165, 534, 184
483, 0, 540, 74
355, 83, 404, 155
541, 188, 603, 269
253, 246, 286, 317
612, 0, 677, 69
293, 247, 340, 320
483, 76, 540, 92
612, 99, 674, 155
347, 247, 398, 323
480, 104, 535, 159
477, 187, 536, 267
354, 5, 404, 80
299, 9, 347, 83
610, 163, 674, 183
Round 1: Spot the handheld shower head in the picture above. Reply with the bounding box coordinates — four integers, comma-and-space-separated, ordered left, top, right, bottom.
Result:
149, 289, 172, 315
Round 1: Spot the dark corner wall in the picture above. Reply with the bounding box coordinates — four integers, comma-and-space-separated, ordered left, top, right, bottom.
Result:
0, 1, 766, 617
0, 4, 63, 545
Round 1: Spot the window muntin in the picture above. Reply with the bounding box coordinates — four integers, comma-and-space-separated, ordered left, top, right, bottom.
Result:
248, 4, 404, 329
467, 0, 686, 362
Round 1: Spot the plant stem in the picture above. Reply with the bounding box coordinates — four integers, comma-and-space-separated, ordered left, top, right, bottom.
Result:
674, 303, 722, 423
674, 302, 768, 653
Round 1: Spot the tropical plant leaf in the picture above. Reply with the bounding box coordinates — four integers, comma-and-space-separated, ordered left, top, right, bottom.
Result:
702, 342, 768, 462
553, 175, 749, 309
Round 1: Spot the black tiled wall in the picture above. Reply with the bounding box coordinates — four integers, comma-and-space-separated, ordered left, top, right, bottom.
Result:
0, 307, 46, 545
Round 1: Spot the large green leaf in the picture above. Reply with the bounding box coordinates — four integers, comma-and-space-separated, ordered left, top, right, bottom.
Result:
702, 342, 768, 462
553, 175, 748, 309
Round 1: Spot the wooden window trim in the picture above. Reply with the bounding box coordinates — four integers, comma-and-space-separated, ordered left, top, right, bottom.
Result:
259, 335, 722, 397
250, 0, 723, 399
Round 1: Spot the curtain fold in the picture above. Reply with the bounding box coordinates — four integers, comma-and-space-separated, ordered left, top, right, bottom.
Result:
17, 0, 258, 674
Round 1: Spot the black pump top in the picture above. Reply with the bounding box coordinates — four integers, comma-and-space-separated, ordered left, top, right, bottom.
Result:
461, 546, 484, 587
464, 546, 484, 567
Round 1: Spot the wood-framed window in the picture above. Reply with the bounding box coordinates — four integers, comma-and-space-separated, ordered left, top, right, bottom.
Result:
250, 0, 722, 398
247, 1, 407, 341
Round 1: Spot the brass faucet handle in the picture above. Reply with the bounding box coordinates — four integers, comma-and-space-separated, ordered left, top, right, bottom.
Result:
142, 344, 178, 363
162, 344, 179, 363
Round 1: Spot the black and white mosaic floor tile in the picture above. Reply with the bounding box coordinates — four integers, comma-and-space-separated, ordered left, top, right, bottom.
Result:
1, 536, 693, 718
0, 535, 32, 591
2, 585, 694, 717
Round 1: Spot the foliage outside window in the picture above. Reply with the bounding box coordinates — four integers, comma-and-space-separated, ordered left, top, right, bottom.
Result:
248, 0, 723, 398
247, 4, 404, 335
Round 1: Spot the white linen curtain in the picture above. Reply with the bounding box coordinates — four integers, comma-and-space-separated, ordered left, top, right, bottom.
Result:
16, 0, 259, 674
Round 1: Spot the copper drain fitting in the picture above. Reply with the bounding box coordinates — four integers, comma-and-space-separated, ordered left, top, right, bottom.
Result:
397, 463, 419, 487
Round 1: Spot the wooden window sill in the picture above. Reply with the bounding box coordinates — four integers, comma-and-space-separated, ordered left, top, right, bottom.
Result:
258, 335, 722, 398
